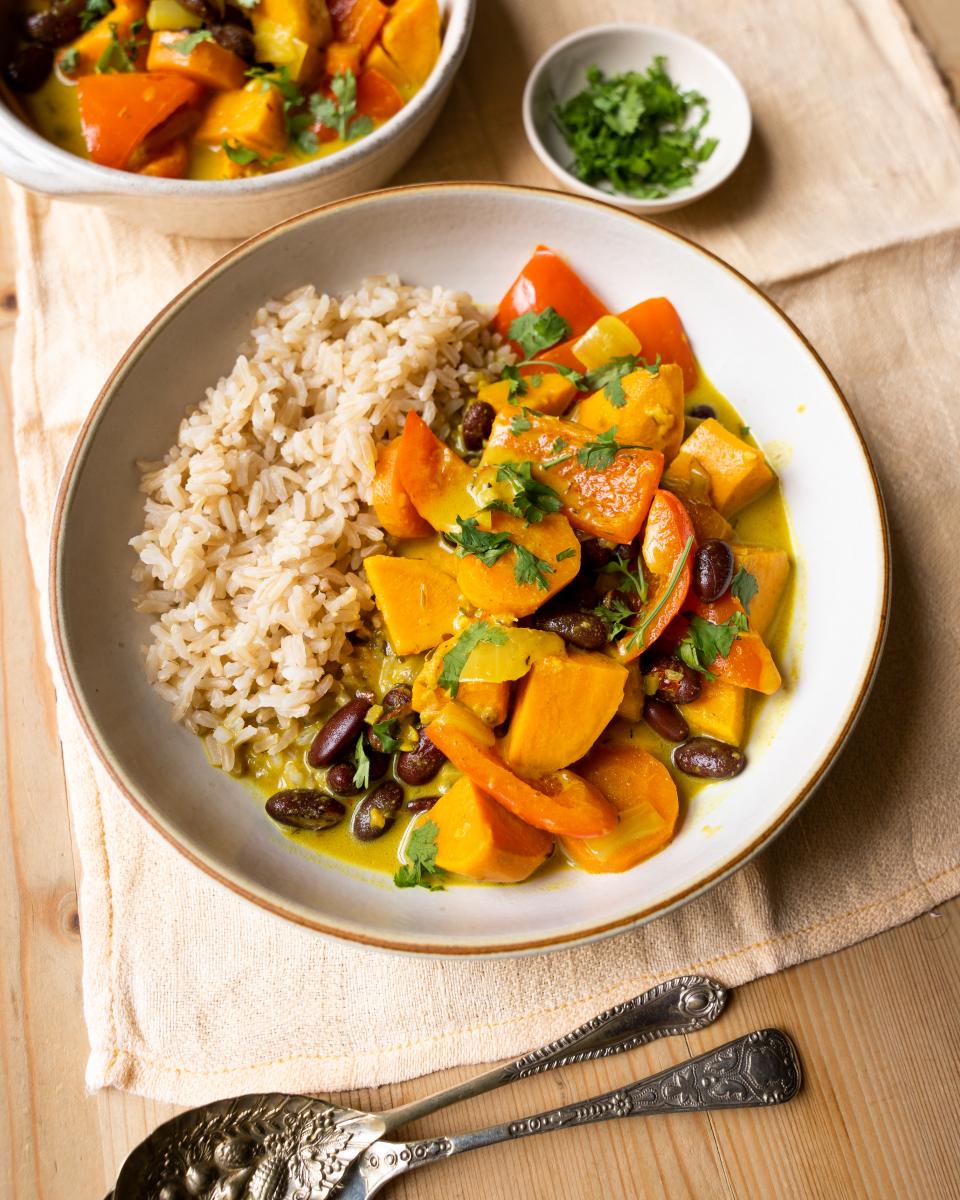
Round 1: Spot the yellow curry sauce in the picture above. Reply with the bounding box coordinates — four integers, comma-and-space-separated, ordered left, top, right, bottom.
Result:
243, 367, 795, 882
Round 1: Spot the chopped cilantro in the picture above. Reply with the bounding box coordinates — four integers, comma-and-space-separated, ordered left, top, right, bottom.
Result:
493, 461, 563, 524
677, 611, 748, 676
394, 820, 445, 890
449, 516, 513, 567
576, 427, 647, 470
513, 544, 555, 590
352, 734, 371, 790
554, 60, 718, 200
730, 566, 759, 614
94, 20, 142, 72
310, 69, 374, 142
369, 718, 400, 753
80, 0, 111, 30
594, 593, 635, 641
740, 424, 751, 437
59, 47, 80, 75
607, 554, 648, 603
508, 307, 571, 358
222, 140, 260, 165
556, 547, 576, 561
169, 28, 213, 54
439, 621, 509, 697
510, 411, 533, 434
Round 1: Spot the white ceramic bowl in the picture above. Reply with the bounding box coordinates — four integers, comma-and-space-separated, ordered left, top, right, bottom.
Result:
52, 183, 889, 956
0, 0, 474, 238
524, 23, 751, 215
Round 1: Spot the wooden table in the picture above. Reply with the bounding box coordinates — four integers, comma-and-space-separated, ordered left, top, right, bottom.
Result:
3, 5, 960, 1196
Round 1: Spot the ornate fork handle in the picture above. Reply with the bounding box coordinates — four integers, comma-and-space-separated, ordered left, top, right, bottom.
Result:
379, 974, 726, 1130
359, 1029, 800, 1197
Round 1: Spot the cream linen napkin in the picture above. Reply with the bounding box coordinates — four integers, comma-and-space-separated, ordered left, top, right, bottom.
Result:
9, 0, 960, 1104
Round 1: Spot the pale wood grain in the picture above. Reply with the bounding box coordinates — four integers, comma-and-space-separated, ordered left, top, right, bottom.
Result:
2, 2, 960, 1196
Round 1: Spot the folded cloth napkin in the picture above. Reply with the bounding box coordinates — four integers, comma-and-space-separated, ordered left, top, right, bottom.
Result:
9, 0, 960, 1104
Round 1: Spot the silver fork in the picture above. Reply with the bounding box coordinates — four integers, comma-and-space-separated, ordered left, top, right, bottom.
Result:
110, 974, 727, 1199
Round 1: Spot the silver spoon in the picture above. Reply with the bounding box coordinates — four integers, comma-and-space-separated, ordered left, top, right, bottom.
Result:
109, 974, 725, 1199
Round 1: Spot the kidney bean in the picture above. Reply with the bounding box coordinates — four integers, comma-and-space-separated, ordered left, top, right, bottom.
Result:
307, 695, 372, 766
325, 762, 360, 796
674, 737, 746, 779
688, 403, 716, 420
178, 0, 222, 19
266, 790, 346, 830
579, 538, 616, 572
4, 43, 53, 91
644, 654, 702, 705
643, 697, 689, 743
24, 0, 84, 46
530, 609, 608, 651
382, 684, 413, 715
406, 795, 438, 813
396, 729, 446, 785
209, 22, 255, 60
353, 781, 404, 841
693, 539, 735, 603
461, 400, 496, 450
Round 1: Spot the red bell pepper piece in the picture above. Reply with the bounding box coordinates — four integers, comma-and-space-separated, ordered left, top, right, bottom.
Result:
618, 298, 697, 391
494, 245, 607, 350
77, 73, 203, 170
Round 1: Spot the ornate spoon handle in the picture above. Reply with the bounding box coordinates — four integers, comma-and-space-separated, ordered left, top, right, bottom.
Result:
359, 1029, 800, 1197
379, 974, 726, 1131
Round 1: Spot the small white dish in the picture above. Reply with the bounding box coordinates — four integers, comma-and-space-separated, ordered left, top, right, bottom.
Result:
523, 23, 752, 215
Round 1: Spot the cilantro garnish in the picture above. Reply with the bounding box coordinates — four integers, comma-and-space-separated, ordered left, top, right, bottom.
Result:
59, 47, 80, 75
554, 60, 718, 200
607, 554, 648, 603
577, 427, 647, 471
369, 718, 400, 753
730, 566, 759, 614
94, 20, 143, 72
677, 611, 748, 677
510, 411, 533, 434
556, 548, 576, 561
624, 535, 695, 650
169, 28, 212, 53
80, 0, 111, 30
352, 734, 371, 790
222, 140, 283, 168
449, 517, 514, 567
513, 544, 555, 590
310, 70, 374, 143
394, 819, 445, 889
594, 593, 635, 641
508, 307, 571, 358
492, 461, 563, 524
439, 621, 509, 697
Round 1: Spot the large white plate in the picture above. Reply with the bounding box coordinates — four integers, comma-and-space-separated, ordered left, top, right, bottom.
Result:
52, 184, 889, 955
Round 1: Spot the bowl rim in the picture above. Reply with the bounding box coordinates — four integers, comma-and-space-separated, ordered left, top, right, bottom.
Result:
0, 0, 475, 196
521, 21, 752, 212
49, 180, 891, 957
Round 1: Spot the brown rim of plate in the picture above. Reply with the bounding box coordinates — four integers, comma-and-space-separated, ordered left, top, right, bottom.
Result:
49, 181, 891, 957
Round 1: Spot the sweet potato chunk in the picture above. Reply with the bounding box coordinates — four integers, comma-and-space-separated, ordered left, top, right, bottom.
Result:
258, 0, 332, 46
499, 652, 627, 774
431, 777, 553, 883
577, 363, 685, 461
477, 374, 577, 417
678, 419, 774, 517
733, 545, 790, 637
680, 679, 747, 745
195, 82, 287, 158
365, 554, 460, 655
396, 412, 476, 533
455, 510, 580, 618
482, 411, 663, 543
380, 0, 440, 87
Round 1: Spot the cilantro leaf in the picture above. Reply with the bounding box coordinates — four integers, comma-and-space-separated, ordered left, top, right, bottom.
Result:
169, 28, 213, 53
585, 355, 638, 407
222, 139, 261, 165
510, 411, 533, 434
309, 69, 372, 142
369, 718, 400, 753
576, 427, 647, 470
513, 544, 554, 590
394, 820, 445, 890
730, 566, 759, 614
556, 547, 576, 561
439, 621, 509, 697
493, 461, 563, 524
594, 593, 635, 641
59, 47, 80, 75
80, 0, 111, 30
508, 307, 571, 358
677, 612, 749, 676
449, 516, 513, 567
554, 59, 718, 200
607, 554, 648, 603
352, 734, 371, 790
95, 20, 141, 72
